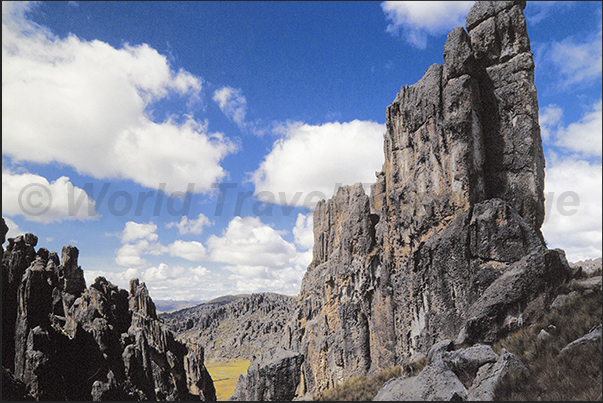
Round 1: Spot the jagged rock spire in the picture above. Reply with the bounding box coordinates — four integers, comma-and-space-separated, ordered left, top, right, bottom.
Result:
283, 2, 564, 398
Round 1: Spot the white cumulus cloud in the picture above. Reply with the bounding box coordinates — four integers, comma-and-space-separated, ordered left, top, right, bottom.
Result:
542, 157, 602, 261
381, 1, 474, 48
293, 213, 314, 251
555, 100, 602, 157
121, 221, 159, 243
213, 86, 248, 130
225, 265, 304, 295
167, 240, 207, 261
251, 120, 385, 209
166, 213, 212, 235
2, 169, 96, 223
115, 221, 167, 267
206, 216, 308, 295
115, 242, 150, 268
541, 99, 602, 261
2, 2, 236, 194
207, 216, 296, 268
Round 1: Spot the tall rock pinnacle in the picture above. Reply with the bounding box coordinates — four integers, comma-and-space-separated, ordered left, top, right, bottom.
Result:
277, 2, 568, 398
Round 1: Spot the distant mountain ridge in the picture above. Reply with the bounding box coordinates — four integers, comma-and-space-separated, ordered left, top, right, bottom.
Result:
155, 299, 205, 314
160, 293, 297, 363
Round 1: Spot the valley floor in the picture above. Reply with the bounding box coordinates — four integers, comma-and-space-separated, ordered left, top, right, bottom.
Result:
205, 359, 251, 401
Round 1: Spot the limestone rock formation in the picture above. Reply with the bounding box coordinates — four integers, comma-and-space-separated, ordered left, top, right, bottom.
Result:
278, 1, 573, 398
1, 218, 216, 401
162, 293, 297, 363
466, 348, 526, 401
2, 226, 37, 371
229, 348, 303, 401
441, 344, 499, 387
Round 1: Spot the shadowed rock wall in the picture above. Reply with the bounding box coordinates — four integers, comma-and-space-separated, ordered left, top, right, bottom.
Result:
1, 218, 216, 401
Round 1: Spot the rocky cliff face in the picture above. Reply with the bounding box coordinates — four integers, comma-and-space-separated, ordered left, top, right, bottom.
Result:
162, 293, 297, 363
278, 1, 572, 397
1, 218, 216, 401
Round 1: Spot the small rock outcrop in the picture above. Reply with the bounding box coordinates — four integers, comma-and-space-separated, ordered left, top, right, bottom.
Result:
1, 217, 216, 401
229, 348, 303, 402
278, 1, 572, 398
374, 343, 525, 401
374, 360, 468, 401
466, 348, 526, 401
570, 257, 602, 277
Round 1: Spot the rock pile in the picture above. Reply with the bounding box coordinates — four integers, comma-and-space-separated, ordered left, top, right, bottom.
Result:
374, 341, 526, 401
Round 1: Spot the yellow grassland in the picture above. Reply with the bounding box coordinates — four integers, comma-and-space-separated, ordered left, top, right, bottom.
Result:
205, 359, 251, 401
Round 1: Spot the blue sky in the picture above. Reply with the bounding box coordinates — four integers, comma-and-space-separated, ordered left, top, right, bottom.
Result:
3, 1, 602, 301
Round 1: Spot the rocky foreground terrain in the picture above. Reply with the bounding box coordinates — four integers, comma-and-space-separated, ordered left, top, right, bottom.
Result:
226, 1, 602, 401
1, 218, 216, 401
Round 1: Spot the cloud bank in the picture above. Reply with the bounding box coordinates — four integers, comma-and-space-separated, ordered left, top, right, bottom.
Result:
2, 2, 236, 194
252, 120, 385, 208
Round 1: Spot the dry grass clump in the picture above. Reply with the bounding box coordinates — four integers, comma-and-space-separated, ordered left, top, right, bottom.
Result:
205, 359, 250, 401
493, 287, 602, 401
407, 354, 428, 377
314, 365, 402, 401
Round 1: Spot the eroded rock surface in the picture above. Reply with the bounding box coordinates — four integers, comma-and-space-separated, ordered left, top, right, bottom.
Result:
280, 1, 571, 398
374, 360, 468, 401
374, 344, 525, 402
162, 293, 297, 363
467, 348, 526, 401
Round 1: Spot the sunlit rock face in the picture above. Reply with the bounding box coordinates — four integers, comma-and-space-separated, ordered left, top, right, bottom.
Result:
282, 1, 569, 397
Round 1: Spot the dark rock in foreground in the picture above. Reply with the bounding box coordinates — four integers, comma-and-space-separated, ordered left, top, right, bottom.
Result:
1, 217, 216, 401
229, 348, 303, 401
